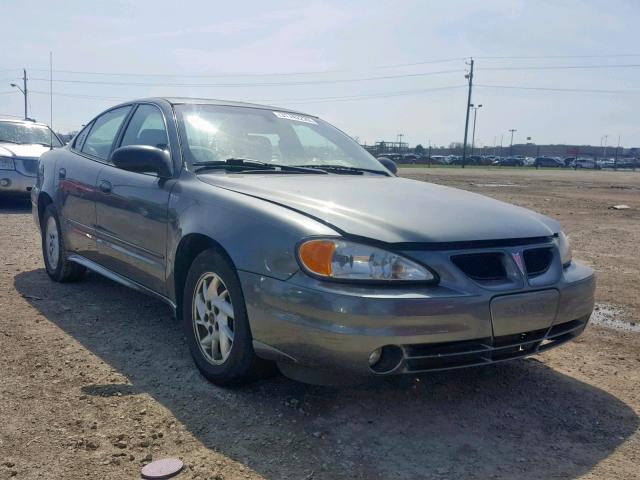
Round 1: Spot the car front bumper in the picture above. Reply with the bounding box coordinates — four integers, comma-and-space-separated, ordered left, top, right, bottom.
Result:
240, 260, 595, 377
0, 170, 36, 195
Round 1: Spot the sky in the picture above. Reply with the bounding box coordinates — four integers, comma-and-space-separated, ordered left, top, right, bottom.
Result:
2, 0, 640, 148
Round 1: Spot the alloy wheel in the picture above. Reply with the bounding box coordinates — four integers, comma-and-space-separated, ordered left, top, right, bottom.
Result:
192, 272, 235, 365
45, 216, 60, 269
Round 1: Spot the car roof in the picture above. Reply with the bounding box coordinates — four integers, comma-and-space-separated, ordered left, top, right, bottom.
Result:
119, 97, 317, 118
0, 116, 50, 127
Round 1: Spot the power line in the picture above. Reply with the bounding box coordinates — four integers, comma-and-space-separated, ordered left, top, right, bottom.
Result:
29, 90, 129, 100
479, 63, 640, 71
27, 69, 465, 87
271, 85, 466, 105
29, 85, 467, 104
27, 81, 640, 106
27, 67, 347, 78
24, 58, 466, 78
20, 54, 640, 77
373, 58, 465, 69
476, 54, 640, 60
476, 84, 640, 94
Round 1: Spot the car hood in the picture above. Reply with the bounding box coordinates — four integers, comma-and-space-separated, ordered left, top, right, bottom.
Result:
198, 174, 560, 244
0, 143, 50, 159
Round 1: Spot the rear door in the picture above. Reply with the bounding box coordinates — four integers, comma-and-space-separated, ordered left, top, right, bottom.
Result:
93, 103, 174, 294
58, 106, 132, 260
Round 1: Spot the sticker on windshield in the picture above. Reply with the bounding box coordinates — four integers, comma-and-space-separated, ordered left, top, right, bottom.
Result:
273, 111, 317, 125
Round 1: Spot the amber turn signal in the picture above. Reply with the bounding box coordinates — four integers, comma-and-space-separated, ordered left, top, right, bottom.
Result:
298, 239, 337, 276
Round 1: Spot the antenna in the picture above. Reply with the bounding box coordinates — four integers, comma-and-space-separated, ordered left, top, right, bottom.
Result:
49, 51, 53, 149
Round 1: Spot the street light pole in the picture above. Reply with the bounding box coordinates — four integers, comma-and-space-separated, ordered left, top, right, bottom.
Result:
23, 68, 27, 120
470, 104, 482, 156
9, 69, 28, 120
509, 129, 517, 156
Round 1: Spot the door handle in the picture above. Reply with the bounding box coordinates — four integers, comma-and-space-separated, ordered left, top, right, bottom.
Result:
58, 168, 66, 179
99, 180, 112, 193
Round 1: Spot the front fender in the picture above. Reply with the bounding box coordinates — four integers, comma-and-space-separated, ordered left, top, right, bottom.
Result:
165, 174, 338, 302
32, 149, 61, 227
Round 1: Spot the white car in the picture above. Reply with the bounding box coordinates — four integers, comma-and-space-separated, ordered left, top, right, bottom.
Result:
0, 117, 63, 195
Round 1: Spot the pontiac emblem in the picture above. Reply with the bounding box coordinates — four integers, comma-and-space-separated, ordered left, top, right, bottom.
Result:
512, 252, 526, 276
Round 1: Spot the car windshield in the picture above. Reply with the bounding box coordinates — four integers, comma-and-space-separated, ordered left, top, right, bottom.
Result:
174, 105, 385, 172
0, 121, 62, 147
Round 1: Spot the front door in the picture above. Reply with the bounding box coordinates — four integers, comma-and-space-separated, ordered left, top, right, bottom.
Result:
59, 105, 132, 260
93, 104, 174, 294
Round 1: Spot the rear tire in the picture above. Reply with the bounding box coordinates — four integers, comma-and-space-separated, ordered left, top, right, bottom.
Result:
41, 204, 86, 282
182, 248, 266, 386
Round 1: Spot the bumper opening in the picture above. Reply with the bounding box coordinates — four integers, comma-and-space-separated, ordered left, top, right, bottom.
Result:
390, 316, 589, 374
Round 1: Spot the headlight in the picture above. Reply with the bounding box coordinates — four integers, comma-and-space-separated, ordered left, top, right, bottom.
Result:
297, 238, 436, 283
558, 231, 572, 267
0, 156, 15, 170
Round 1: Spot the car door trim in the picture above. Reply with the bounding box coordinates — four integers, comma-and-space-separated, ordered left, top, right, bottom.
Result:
65, 217, 95, 238
94, 226, 166, 261
67, 253, 176, 312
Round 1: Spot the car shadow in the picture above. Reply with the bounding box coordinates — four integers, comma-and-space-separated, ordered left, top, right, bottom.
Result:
0, 195, 32, 214
14, 268, 639, 480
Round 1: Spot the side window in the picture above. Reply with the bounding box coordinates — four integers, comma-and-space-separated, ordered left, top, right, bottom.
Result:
73, 122, 93, 151
120, 104, 169, 151
81, 106, 131, 160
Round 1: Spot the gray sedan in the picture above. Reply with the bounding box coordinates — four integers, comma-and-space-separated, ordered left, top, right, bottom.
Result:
32, 98, 595, 385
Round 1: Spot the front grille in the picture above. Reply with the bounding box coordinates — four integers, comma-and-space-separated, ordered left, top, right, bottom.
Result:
451, 252, 506, 281
523, 247, 553, 277
15, 158, 39, 176
399, 317, 588, 373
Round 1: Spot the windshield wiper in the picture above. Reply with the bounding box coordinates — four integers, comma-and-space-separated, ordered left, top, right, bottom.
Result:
293, 164, 390, 176
193, 158, 325, 174
0, 139, 20, 144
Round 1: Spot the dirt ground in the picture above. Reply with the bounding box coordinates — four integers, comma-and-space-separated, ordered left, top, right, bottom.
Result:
1, 168, 639, 480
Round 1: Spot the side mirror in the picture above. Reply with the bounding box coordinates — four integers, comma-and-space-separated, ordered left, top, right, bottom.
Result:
378, 156, 398, 175
111, 145, 172, 178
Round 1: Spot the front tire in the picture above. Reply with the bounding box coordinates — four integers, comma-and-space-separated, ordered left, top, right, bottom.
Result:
182, 248, 263, 385
41, 204, 86, 282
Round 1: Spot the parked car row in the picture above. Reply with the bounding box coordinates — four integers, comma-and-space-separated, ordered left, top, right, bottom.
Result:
376, 153, 639, 169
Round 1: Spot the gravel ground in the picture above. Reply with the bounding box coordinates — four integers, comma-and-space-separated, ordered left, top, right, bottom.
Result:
1, 168, 639, 480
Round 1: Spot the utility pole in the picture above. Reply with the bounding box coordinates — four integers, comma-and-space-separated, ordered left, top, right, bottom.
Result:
22, 68, 27, 120
397, 133, 404, 153
602, 134, 609, 160
428, 139, 432, 168
493, 136, 497, 156
614, 135, 620, 170
9, 68, 28, 119
461, 58, 474, 168
499, 134, 503, 157
470, 104, 482, 156
509, 129, 517, 156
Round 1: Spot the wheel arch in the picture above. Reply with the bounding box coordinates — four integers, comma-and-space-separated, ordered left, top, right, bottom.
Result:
172, 233, 236, 320
37, 191, 54, 230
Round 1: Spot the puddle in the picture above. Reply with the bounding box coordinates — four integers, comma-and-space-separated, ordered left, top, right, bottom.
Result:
590, 303, 640, 333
